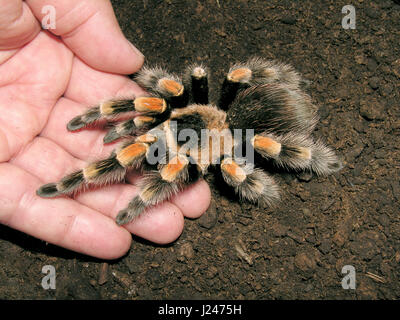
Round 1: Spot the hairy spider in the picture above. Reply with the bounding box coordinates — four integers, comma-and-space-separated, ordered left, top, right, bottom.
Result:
37, 57, 342, 225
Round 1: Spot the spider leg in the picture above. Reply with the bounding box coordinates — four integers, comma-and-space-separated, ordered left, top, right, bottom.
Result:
101, 67, 195, 142
68, 67, 189, 134
67, 99, 133, 131
219, 156, 280, 207
219, 67, 252, 110
234, 57, 303, 88
115, 153, 201, 225
218, 57, 304, 110
67, 96, 167, 132
36, 134, 159, 198
134, 66, 189, 108
103, 114, 160, 143
183, 64, 209, 104
251, 133, 342, 176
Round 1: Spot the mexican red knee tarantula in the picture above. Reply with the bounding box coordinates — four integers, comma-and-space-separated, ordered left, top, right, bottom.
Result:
37, 57, 341, 225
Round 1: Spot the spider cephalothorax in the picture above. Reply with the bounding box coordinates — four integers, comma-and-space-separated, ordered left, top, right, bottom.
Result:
37, 57, 342, 225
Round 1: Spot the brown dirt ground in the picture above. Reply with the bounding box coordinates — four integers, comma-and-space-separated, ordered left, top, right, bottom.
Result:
1, 0, 399, 300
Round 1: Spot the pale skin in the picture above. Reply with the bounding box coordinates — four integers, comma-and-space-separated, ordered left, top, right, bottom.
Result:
0, 0, 211, 259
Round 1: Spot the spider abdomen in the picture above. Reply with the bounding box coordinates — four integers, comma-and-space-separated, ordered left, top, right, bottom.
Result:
226, 84, 318, 136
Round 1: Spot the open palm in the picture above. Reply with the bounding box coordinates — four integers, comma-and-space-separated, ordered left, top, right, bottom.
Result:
0, 0, 210, 259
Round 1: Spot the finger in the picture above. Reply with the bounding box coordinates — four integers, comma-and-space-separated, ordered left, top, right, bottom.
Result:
127, 172, 211, 219
10, 136, 185, 244
76, 187, 185, 245
65, 56, 145, 105
124, 202, 184, 244
26, 0, 144, 74
0, 0, 40, 50
0, 162, 132, 260
77, 178, 211, 240
170, 179, 211, 219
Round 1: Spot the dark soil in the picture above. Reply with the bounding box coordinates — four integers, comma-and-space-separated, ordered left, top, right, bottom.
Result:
1, 0, 399, 300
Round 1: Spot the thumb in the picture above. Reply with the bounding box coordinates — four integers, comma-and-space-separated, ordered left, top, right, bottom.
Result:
26, 0, 144, 75
0, 0, 40, 50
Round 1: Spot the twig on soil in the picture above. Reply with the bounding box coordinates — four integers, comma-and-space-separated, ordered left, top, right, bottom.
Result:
365, 272, 386, 284
111, 269, 138, 296
98, 262, 109, 285
234, 239, 253, 265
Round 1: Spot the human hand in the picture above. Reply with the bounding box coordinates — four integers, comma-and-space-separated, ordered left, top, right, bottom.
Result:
0, 0, 211, 259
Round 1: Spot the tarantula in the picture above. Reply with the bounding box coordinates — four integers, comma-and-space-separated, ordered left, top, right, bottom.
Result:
37, 57, 341, 225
